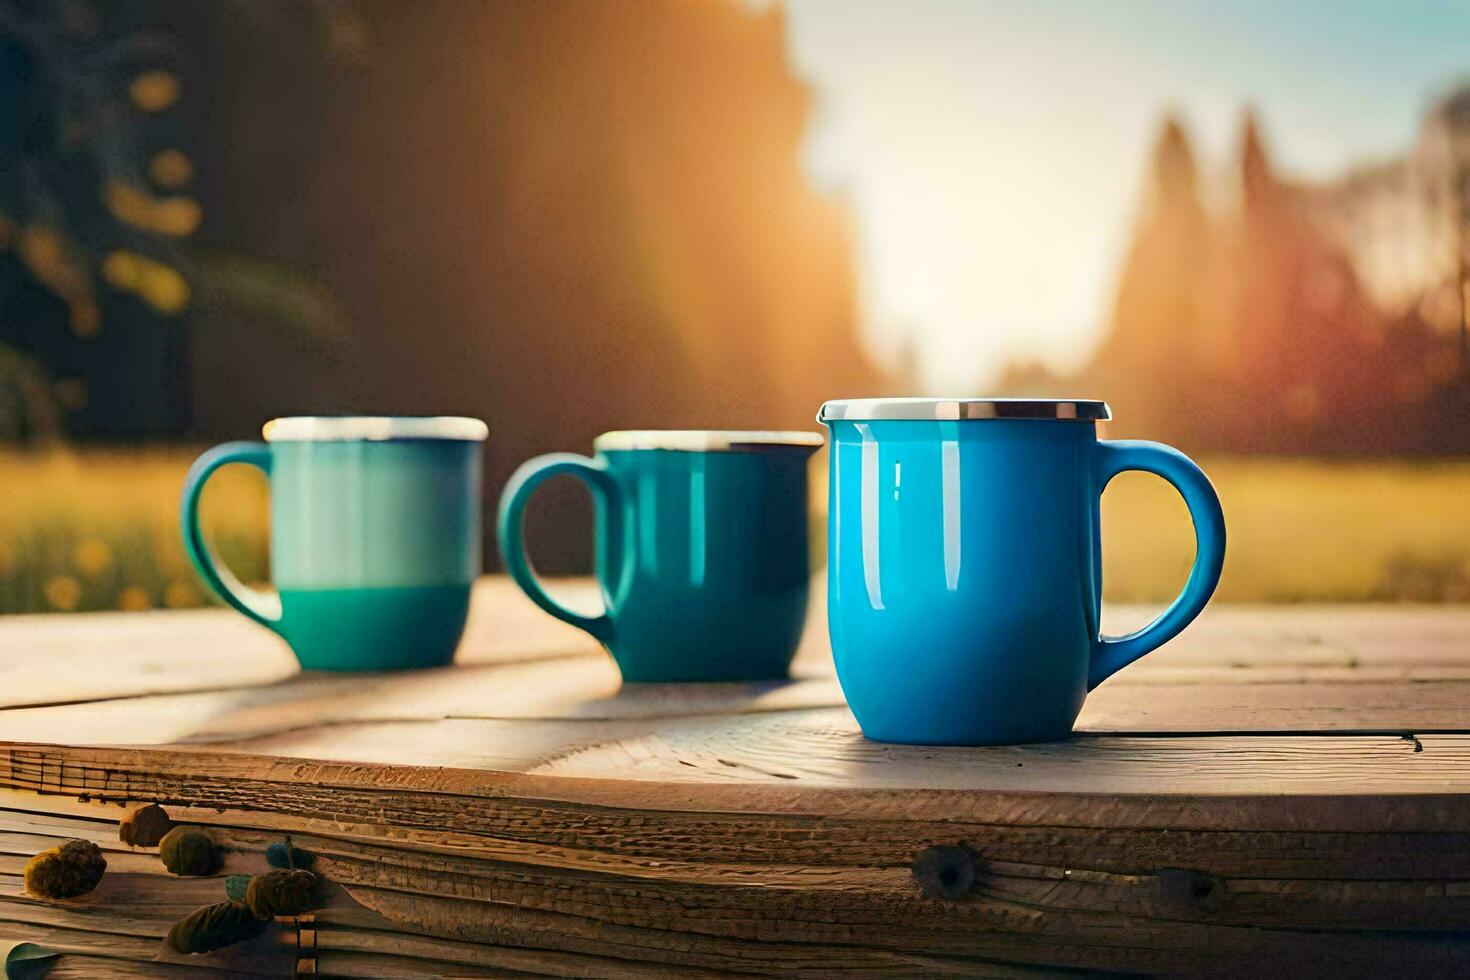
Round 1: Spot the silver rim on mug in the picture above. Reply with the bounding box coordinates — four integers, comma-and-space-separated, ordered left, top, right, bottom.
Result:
817, 398, 1111, 422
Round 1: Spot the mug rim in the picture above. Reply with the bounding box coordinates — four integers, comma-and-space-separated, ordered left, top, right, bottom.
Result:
263, 416, 488, 442
818, 398, 1111, 422
594, 430, 824, 453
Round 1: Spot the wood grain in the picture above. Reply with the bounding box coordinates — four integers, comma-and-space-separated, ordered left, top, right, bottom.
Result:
0, 578, 606, 709
0, 582, 1468, 975
1, 759, 1468, 976
2, 584, 1469, 748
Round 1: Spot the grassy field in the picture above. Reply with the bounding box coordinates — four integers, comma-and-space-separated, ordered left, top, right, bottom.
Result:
0, 448, 268, 614
1, 449, 1468, 614
1101, 457, 1470, 604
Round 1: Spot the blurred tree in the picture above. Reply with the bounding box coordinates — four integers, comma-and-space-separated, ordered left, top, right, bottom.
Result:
175, 0, 884, 571
2, 0, 883, 570
1091, 116, 1217, 445
1002, 99, 1470, 454
0, 0, 350, 442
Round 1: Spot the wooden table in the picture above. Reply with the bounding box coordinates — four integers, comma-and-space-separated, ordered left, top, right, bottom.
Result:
1, 579, 1467, 977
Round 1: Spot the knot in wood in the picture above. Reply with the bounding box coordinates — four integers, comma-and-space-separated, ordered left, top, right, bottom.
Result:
1157, 867, 1215, 901
911, 845, 979, 900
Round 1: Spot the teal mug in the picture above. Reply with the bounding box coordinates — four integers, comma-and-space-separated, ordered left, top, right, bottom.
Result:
181, 416, 488, 671
498, 430, 823, 682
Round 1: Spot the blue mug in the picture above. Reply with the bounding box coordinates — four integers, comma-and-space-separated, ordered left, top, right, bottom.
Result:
498, 430, 823, 682
181, 416, 488, 671
818, 398, 1225, 745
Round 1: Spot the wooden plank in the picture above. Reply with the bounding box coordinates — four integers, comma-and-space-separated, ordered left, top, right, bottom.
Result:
1108, 603, 1470, 671
4, 595, 1470, 746
2, 731, 1469, 833
0, 578, 605, 710
0, 662, 845, 748
83, 710, 1461, 791
0, 660, 1466, 749
518, 709, 1470, 794
5, 579, 1470, 716
1080, 678, 1470, 732
3, 593, 1470, 973
1, 763, 1467, 976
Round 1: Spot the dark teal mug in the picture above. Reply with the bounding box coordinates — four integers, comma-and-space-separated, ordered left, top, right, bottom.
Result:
819, 398, 1226, 745
181, 416, 488, 671
499, 430, 823, 682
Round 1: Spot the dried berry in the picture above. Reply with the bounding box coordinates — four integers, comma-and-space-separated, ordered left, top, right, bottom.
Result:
118, 803, 174, 847
265, 839, 313, 870
224, 875, 251, 902
167, 901, 266, 954
159, 827, 219, 876
245, 868, 318, 918
24, 839, 107, 899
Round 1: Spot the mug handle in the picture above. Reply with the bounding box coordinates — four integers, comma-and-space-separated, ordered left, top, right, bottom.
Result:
180, 442, 284, 630
497, 453, 620, 643
1088, 440, 1225, 690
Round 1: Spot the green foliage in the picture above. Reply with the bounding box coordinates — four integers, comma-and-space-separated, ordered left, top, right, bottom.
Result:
224, 875, 251, 903
190, 247, 350, 344
0, 344, 59, 443
0, 1, 352, 441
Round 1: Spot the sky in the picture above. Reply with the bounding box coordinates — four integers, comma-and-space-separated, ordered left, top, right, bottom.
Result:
781, 0, 1470, 390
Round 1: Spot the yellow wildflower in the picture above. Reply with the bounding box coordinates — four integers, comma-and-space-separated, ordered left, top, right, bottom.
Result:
19, 224, 91, 302
101, 249, 191, 314
149, 150, 195, 188
129, 71, 180, 112
104, 181, 201, 237
44, 576, 82, 611
118, 587, 152, 612
72, 539, 111, 576
163, 580, 197, 609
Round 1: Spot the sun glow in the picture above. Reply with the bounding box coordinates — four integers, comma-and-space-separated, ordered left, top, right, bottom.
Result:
783, 0, 1470, 390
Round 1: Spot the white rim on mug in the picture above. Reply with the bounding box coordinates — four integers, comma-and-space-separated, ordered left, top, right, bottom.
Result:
594, 430, 824, 453
263, 416, 488, 442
